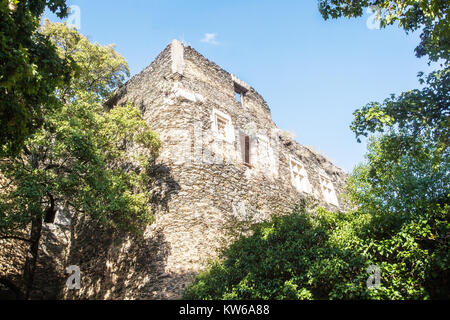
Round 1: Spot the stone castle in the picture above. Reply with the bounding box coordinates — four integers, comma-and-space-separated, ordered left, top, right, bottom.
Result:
0, 40, 347, 299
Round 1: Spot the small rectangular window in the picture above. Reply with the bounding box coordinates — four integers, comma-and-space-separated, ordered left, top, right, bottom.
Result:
320, 175, 339, 206
44, 208, 57, 223
216, 116, 228, 139
234, 83, 247, 106
290, 158, 312, 194
212, 108, 234, 143
244, 135, 250, 164
235, 91, 241, 103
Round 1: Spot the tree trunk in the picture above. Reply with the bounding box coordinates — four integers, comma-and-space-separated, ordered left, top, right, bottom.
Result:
23, 216, 43, 299
22, 150, 44, 300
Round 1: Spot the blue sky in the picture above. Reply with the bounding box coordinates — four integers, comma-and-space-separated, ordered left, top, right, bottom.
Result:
45, 0, 436, 172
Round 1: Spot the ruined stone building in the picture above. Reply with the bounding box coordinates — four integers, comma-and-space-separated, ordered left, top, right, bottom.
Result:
0, 40, 347, 300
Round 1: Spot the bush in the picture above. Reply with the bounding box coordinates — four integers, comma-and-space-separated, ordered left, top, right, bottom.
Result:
184, 201, 448, 300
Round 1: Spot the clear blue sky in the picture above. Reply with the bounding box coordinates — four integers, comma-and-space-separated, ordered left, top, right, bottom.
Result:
45, 0, 436, 172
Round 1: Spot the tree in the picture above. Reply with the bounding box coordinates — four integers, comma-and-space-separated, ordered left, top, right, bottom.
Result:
321, 0, 449, 239
40, 20, 130, 102
351, 69, 449, 146
0, 22, 161, 299
318, 0, 449, 62
317, 1, 449, 150
319, 1, 449, 244
346, 134, 449, 299
184, 205, 366, 300
322, 0, 449, 299
0, 0, 72, 156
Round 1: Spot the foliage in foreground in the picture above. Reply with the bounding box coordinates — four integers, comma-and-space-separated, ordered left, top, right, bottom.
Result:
0, 0, 72, 156
184, 193, 448, 300
0, 21, 160, 238
318, 0, 449, 62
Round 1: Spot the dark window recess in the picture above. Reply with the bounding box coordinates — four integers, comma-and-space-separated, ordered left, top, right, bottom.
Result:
44, 195, 56, 223
234, 91, 241, 102
44, 208, 57, 223
234, 83, 247, 105
244, 135, 250, 164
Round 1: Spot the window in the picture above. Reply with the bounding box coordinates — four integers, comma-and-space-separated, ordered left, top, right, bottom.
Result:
216, 115, 228, 139
239, 131, 252, 166
234, 91, 242, 103
244, 135, 250, 164
44, 208, 57, 223
290, 158, 312, 193
320, 175, 338, 206
44, 196, 56, 223
234, 83, 247, 106
212, 109, 234, 143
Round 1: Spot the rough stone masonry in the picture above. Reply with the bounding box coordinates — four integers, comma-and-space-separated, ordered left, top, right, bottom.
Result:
0, 40, 348, 300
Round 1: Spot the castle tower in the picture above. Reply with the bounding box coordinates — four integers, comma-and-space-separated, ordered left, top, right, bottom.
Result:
92, 39, 348, 299
3, 40, 348, 300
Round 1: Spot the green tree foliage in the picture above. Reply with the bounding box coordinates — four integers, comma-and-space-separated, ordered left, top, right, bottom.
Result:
184, 145, 448, 300
40, 20, 130, 101
184, 206, 365, 300
0, 95, 160, 237
346, 135, 449, 299
0, 0, 73, 156
318, 1, 449, 152
351, 69, 449, 148
0, 22, 160, 298
0, 20, 160, 238
318, 0, 449, 62
321, 0, 449, 212
321, 1, 449, 165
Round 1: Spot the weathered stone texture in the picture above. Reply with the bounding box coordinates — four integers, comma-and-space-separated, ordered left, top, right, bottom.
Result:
1, 40, 348, 300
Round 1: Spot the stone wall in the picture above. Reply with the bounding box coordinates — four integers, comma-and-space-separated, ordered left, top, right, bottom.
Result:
0, 212, 71, 300
1, 40, 348, 300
